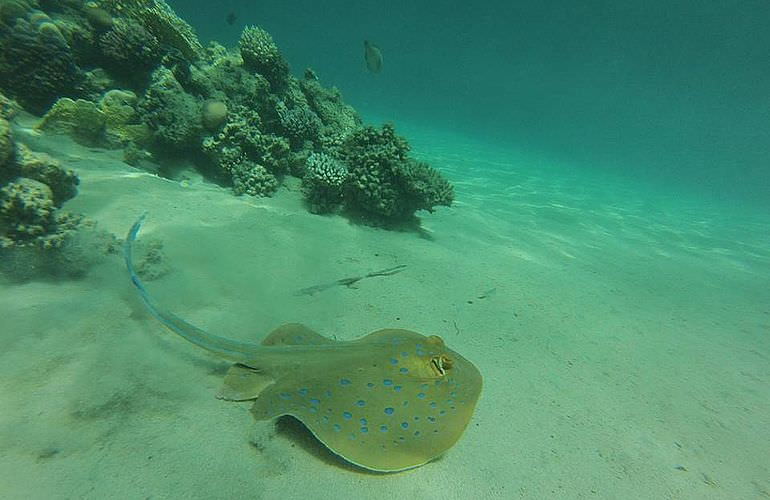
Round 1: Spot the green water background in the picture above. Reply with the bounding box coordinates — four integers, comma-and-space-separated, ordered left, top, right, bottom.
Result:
171, 0, 770, 209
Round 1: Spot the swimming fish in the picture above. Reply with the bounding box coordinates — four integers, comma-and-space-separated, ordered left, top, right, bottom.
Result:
364, 40, 383, 73
124, 214, 482, 472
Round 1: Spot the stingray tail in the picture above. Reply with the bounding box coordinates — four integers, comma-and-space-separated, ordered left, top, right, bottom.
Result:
123, 214, 254, 362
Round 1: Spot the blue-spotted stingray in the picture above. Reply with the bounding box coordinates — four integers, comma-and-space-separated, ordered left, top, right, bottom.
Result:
124, 215, 482, 472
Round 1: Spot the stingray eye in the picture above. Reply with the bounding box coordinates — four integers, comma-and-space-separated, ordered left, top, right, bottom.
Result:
430, 355, 453, 376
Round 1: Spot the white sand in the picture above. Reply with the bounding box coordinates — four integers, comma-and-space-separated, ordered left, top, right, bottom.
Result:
1, 125, 768, 499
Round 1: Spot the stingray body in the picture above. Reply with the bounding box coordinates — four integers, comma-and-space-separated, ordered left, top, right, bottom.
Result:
124, 215, 482, 472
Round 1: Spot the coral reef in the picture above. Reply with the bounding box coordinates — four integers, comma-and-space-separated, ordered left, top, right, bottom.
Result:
302, 152, 348, 214
340, 124, 453, 224
35, 97, 105, 146
0, 10, 84, 114
231, 162, 279, 197
35, 91, 149, 148
0, 177, 58, 242
201, 105, 290, 179
99, 89, 151, 147
139, 67, 201, 150
239, 25, 289, 91
0, 116, 13, 175
300, 72, 362, 137
83, 3, 113, 32
0, 111, 107, 281
202, 100, 228, 131
100, 0, 203, 61
15, 144, 78, 206
98, 19, 162, 74
0, 0, 454, 231
276, 100, 322, 148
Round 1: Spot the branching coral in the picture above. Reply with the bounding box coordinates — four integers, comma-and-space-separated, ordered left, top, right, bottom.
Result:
202, 105, 289, 176
238, 25, 289, 90
276, 100, 321, 147
340, 124, 453, 224
231, 161, 278, 197
400, 159, 454, 213
302, 152, 348, 213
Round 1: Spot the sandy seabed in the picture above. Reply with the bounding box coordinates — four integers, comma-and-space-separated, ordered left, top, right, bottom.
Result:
1, 124, 768, 500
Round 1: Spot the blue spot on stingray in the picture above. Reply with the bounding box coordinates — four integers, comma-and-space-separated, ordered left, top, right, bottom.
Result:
390, 358, 398, 365
401, 422, 409, 429
340, 378, 351, 386
383, 379, 393, 386
430, 402, 437, 408
384, 407, 394, 415
440, 410, 447, 415
394, 386, 402, 392
309, 398, 320, 405
428, 416, 436, 423
367, 382, 375, 388
343, 411, 352, 420
322, 415, 329, 423
380, 425, 388, 432
401, 351, 409, 358
355, 400, 366, 407
326, 390, 333, 397
417, 392, 426, 399
415, 343, 423, 349
360, 427, 368, 433
414, 431, 421, 436
360, 418, 367, 426
414, 416, 420, 421
298, 388, 308, 396
279, 392, 291, 400
399, 367, 409, 374
333, 424, 341, 432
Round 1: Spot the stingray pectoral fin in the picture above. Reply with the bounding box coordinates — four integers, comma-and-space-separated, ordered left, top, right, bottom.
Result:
261, 323, 333, 346
217, 364, 275, 401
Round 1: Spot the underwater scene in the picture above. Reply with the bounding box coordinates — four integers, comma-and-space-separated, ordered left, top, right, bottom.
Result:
0, 0, 768, 498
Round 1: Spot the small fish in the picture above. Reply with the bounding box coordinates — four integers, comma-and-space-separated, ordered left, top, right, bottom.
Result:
364, 40, 383, 73
124, 215, 482, 472
225, 11, 237, 26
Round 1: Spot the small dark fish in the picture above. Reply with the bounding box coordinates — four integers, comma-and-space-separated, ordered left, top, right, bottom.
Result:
364, 40, 383, 73
226, 11, 237, 26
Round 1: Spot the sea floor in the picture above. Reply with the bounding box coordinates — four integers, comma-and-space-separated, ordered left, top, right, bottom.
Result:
1, 121, 768, 499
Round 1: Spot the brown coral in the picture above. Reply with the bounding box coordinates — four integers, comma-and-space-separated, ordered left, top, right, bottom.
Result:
101, 0, 203, 60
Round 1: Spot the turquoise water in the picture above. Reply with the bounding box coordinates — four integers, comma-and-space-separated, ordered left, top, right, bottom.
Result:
174, 0, 770, 207
1, 1, 769, 499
